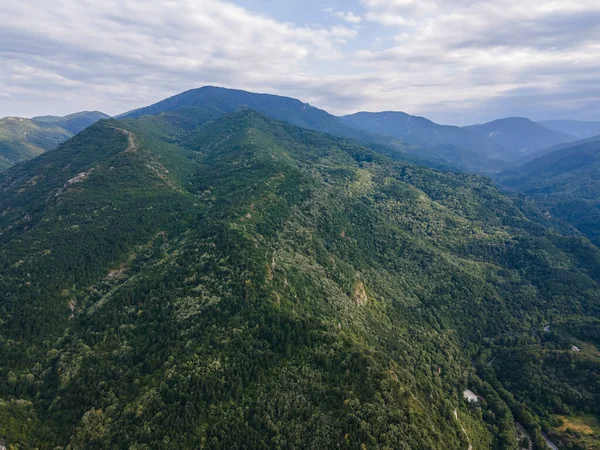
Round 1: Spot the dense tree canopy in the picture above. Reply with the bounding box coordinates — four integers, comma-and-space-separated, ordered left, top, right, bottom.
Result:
0, 110, 598, 449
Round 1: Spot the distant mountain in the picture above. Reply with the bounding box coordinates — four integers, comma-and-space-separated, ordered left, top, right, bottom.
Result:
33, 110, 110, 134
516, 133, 600, 165
0, 117, 72, 170
497, 138, 600, 245
465, 117, 577, 160
341, 111, 511, 173
341, 111, 505, 155
540, 120, 600, 139
120, 86, 508, 173
0, 111, 109, 170
2, 107, 600, 448
119, 86, 380, 144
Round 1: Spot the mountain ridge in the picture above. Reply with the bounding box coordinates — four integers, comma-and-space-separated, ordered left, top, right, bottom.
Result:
0, 111, 109, 170
496, 137, 600, 245
32, 111, 110, 134
465, 117, 578, 160
119, 85, 513, 173
1, 107, 600, 448
540, 119, 600, 139
341, 110, 512, 173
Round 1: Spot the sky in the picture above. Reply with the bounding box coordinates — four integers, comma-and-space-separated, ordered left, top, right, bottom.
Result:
1, 0, 599, 125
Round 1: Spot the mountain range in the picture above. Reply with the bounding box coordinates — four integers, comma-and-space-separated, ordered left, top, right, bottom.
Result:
497, 137, 600, 246
464, 117, 577, 160
340, 111, 512, 173
540, 119, 600, 139
32, 111, 110, 134
0, 87, 599, 449
120, 87, 586, 174
0, 111, 108, 170
2, 88, 588, 177
0, 117, 72, 170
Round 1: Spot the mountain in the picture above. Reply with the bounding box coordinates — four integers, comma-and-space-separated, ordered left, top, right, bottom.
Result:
119, 86, 385, 144
0, 112, 109, 170
540, 119, 600, 139
33, 111, 110, 134
0, 117, 72, 170
497, 138, 600, 246
340, 111, 511, 172
1, 107, 600, 449
465, 117, 577, 160
516, 133, 600, 165
120, 86, 505, 173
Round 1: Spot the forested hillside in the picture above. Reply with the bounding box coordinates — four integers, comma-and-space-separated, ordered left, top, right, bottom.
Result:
0, 117, 72, 170
497, 139, 600, 247
341, 111, 510, 173
540, 120, 600, 140
1, 110, 599, 449
120, 86, 510, 174
465, 118, 577, 161
0, 112, 109, 170
32, 111, 110, 134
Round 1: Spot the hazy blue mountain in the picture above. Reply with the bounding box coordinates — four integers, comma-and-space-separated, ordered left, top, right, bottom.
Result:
516, 133, 600, 165
341, 111, 505, 155
340, 111, 513, 173
497, 138, 600, 245
540, 119, 600, 139
465, 117, 577, 160
33, 110, 110, 134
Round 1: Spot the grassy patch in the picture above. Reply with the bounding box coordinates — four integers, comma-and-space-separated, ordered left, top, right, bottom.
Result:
554, 415, 600, 449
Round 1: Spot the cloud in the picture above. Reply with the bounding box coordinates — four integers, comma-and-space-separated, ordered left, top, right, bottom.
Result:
353, 0, 600, 122
334, 11, 363, 24
0, 0, 599, 124
0, 0, 356, 116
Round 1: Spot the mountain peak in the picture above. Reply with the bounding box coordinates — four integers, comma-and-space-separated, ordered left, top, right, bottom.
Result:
465, 116, 577, 158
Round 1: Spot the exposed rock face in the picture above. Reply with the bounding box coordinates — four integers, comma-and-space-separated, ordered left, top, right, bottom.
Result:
354, 281, 368, 306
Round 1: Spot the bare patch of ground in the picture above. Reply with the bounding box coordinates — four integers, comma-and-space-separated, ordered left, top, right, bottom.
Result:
354, 281, 368, 306
106, 263, 127, 280
454, 409, 473, 450
112, 127, 137, 153
55, 169, 94, 197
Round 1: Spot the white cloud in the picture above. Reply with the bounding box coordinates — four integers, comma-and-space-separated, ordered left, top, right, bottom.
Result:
0, 0, 356, 116
354, 0, 600, 122
334, 11, 363, 24
0, 0, 599, 124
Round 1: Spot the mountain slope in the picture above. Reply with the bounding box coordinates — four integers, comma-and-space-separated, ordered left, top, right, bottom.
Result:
33, 110, 110, 134
341, 111, 511, 172
0, 112, 109, 170
516, 133, 600, 165
0, 117, 72, 170
1, 110, 600, 449
497, 138, 600, 245
120, 86, 504, 173
120, 86, 383, 144
540, 120, 600, 139
465, 117, 577, 160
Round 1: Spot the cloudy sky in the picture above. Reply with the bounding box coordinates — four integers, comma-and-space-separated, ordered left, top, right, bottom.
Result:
1, 0, 599, 125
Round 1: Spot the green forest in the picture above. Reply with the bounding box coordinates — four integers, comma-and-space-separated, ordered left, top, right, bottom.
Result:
1, 109, 599, 449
